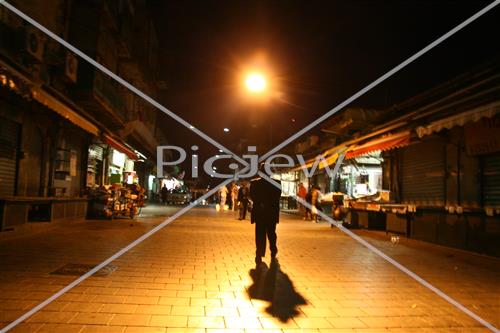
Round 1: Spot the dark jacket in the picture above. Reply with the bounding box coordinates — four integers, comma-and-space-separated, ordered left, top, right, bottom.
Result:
249, 177, 281, 224
237, 186, 249, 202
160, 186, 168, 199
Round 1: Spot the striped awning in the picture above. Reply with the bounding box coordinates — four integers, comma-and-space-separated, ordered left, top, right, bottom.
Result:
416, 101, 500, 138
345, 131, 411, 159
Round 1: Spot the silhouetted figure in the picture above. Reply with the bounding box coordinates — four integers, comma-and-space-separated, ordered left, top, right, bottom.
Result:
250, 171, 281, 265
160, 184, 168, 205
237, 182, 249, 220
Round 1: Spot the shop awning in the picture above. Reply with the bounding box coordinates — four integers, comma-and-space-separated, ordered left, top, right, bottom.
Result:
345, 131, 411, 159
103, 134, 138, 160
291, 145, 348, 171
416, 101, 500, 138
31, 87, 100, 136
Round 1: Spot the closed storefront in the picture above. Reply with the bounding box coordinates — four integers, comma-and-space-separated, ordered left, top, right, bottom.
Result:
0, 116, 19, 197
482, 153, 500, 208
401, 139, 446, 206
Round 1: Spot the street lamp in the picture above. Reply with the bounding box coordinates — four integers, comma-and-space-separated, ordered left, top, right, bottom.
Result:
245, 73, 267, 93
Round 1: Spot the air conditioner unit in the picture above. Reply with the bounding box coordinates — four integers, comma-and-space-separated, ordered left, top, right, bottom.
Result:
65, 51, 78, 82
25, 26, 45, 61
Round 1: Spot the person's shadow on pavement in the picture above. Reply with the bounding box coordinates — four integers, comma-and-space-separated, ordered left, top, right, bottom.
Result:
247, 260, 307, 322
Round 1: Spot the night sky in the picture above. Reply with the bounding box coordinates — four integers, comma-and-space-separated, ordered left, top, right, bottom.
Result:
149, 0, 499, 182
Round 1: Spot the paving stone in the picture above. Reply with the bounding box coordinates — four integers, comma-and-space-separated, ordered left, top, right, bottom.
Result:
63, 302, 103, 313
100, 303, 138, 314
27, 310, 77, 324
294, 317, 334, 329
80, 325, 126, 332
149, 315, 188, 327
171, 306, 205, 316
35, 323, 85, 332
69, 312, 114, 325
187, 316, 225, 328
204, 307, 239, 317
109, 313, 151, 326
124, 327, 166, 333
7, 323, 44, 333
135, 304, 172, 315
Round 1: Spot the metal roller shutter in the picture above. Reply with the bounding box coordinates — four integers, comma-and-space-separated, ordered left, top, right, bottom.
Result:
483, 153, 500, 207
0, 117, 19, 197
401, 140, 445, 206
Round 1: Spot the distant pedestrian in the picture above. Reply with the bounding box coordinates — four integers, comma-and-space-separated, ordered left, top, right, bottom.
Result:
297, 182, 307, 219
160, 184, 168, 205
250, 164, 282, 266
219, 185, 228, 209
237, 182, 250, 220
311, 185, 323, 222
305, 187, 312, 220
231, 183, 239, 211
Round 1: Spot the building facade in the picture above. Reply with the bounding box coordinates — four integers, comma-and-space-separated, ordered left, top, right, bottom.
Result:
294, 62, 500, 256
0, 0, 167, 234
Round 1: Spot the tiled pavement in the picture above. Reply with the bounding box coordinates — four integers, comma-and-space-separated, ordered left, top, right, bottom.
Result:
0, 205, 498, 333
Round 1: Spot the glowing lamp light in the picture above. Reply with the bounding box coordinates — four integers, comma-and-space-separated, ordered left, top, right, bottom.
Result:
245, 73, 266, 93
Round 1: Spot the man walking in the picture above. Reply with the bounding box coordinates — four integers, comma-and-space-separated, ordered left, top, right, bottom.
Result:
250, 167, 282, 266
160, 184, 168, 205
237, 182, 249, 220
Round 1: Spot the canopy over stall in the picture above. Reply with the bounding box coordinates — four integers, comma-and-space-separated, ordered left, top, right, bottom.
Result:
345, 131, 411, 159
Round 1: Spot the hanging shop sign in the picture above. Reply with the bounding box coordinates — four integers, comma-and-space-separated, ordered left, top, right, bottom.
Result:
111, 150, 126, 168
465, 114, 500, 156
